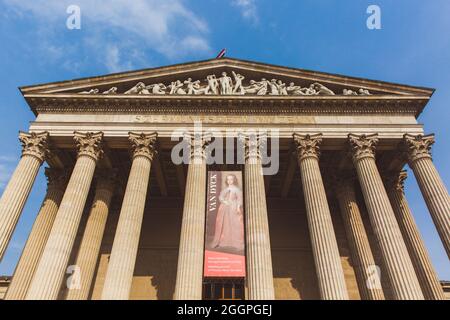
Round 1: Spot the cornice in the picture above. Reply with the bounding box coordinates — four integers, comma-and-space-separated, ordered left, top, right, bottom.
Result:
25, 94, 428, 117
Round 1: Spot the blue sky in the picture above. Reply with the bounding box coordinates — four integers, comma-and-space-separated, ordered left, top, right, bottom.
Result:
0, 0, 449, 281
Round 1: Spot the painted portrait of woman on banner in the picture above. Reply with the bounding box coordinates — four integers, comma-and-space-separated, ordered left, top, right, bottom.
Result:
210, 173, 244, 253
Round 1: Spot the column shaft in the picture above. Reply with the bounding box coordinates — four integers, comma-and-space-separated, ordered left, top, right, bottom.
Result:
349, 134, 423, 300
5, 169, 67, 300
335, 178, 384, 300
0, 132, 48, 260
173, 164, 206, 299
66, 173, 115, 300
386, 171, 445, 300
403, 134, 450, 258
410, 158, 450, 258
174, 134, 208, 300
294, 133, 349, 300
101, 132, 156, 300
241, 133, 275, 300
26, 132, 103, 300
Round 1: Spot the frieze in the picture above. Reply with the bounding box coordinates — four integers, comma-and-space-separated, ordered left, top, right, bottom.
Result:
134, 114, 314, 124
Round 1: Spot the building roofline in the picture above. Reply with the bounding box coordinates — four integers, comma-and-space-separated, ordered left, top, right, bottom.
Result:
19, 57, 435, 97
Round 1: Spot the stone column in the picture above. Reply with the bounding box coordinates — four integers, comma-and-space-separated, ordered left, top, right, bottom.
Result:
5, 168, 68, 300
26, 132, 103, 300
385, 170, 445, 300
174, 133, 210, 300
101, 132, 157, 300
348, 133, 423, 300
0, 131, 49, 260
66, 170, 116, 300
333, 173, 385, 300
239, 133, 274, 300
293, 133, 349, 300
403, 134, 450, 259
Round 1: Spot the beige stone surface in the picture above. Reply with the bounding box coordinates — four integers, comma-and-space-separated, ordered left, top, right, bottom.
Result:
385, 171, 445, 300
404, 134, 450, 259
294, 133, 349, 300
26, 132, 103, 300
5, 169, 67, 300
349, 134, 424, 300
0, 132, 49, 260
101, 132, 157, 300
174, 134, 209, 300
241, 134, 275, 300
66, 173, 115, 300
335, 176, 385, 300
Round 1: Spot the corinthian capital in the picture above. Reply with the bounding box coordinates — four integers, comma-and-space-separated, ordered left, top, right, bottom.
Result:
184, 132, 211, 163
44, 167, 70, 191
293, 133, 322, 161
129, 132, 158, 160
403, 133, 435, 163
74, 131, 104, 161
19, 131, 50, 162
394, 170, 407, 192
348, 133, 378, 161
238, 132, 267, 163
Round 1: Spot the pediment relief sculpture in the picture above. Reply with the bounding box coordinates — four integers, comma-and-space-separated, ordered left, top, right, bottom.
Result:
77, 70, 372, 97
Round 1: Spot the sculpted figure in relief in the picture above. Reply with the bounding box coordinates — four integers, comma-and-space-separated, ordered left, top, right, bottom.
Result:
232, 71, 245, 95
256, 78, 269, 95
219, 72, 233, 95
206, 75, 219, 94
79, 88, 99, 94
343, 88, 371, 96
268, 79, 280, 95
311, 82, 335, 95
343, 88, 358, 95
277, 80, 288, 95
358, 88, 371, 95
243, 80, 262, 94
168, 80, 186, 95
147, 83, 166, 95
125, 82, 146, 95
286, 82, 303, 95
103, 71, 372, 97
102, 87, 117, 94
184, 78, 197, 95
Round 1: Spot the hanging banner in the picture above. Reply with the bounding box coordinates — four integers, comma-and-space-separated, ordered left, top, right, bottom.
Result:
204, 171, 246, 277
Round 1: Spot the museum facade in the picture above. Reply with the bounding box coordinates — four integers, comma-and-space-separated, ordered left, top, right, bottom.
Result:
0, 58, 448, 300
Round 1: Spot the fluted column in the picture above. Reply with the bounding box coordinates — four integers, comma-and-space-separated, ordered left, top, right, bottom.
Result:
239, 133, 274, 300
385, 170, 445, 300
348, 133, 423, 300
403, 134, 450, 259
66, 170, 116, 300
174, 133, 210, 300
5, 168, 68, 300
26, 132, 103, 300
333, 173, 385, 300
101, 132, 157, 300
0, 131, 49, 260
294, 133, 349, 300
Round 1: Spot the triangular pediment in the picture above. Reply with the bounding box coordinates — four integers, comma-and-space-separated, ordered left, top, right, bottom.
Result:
20, 58, 433, 98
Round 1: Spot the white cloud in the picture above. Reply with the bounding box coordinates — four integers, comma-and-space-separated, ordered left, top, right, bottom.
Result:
105, 44, 132, 73
4, 0, 212, 72
232, 0, 258, 24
